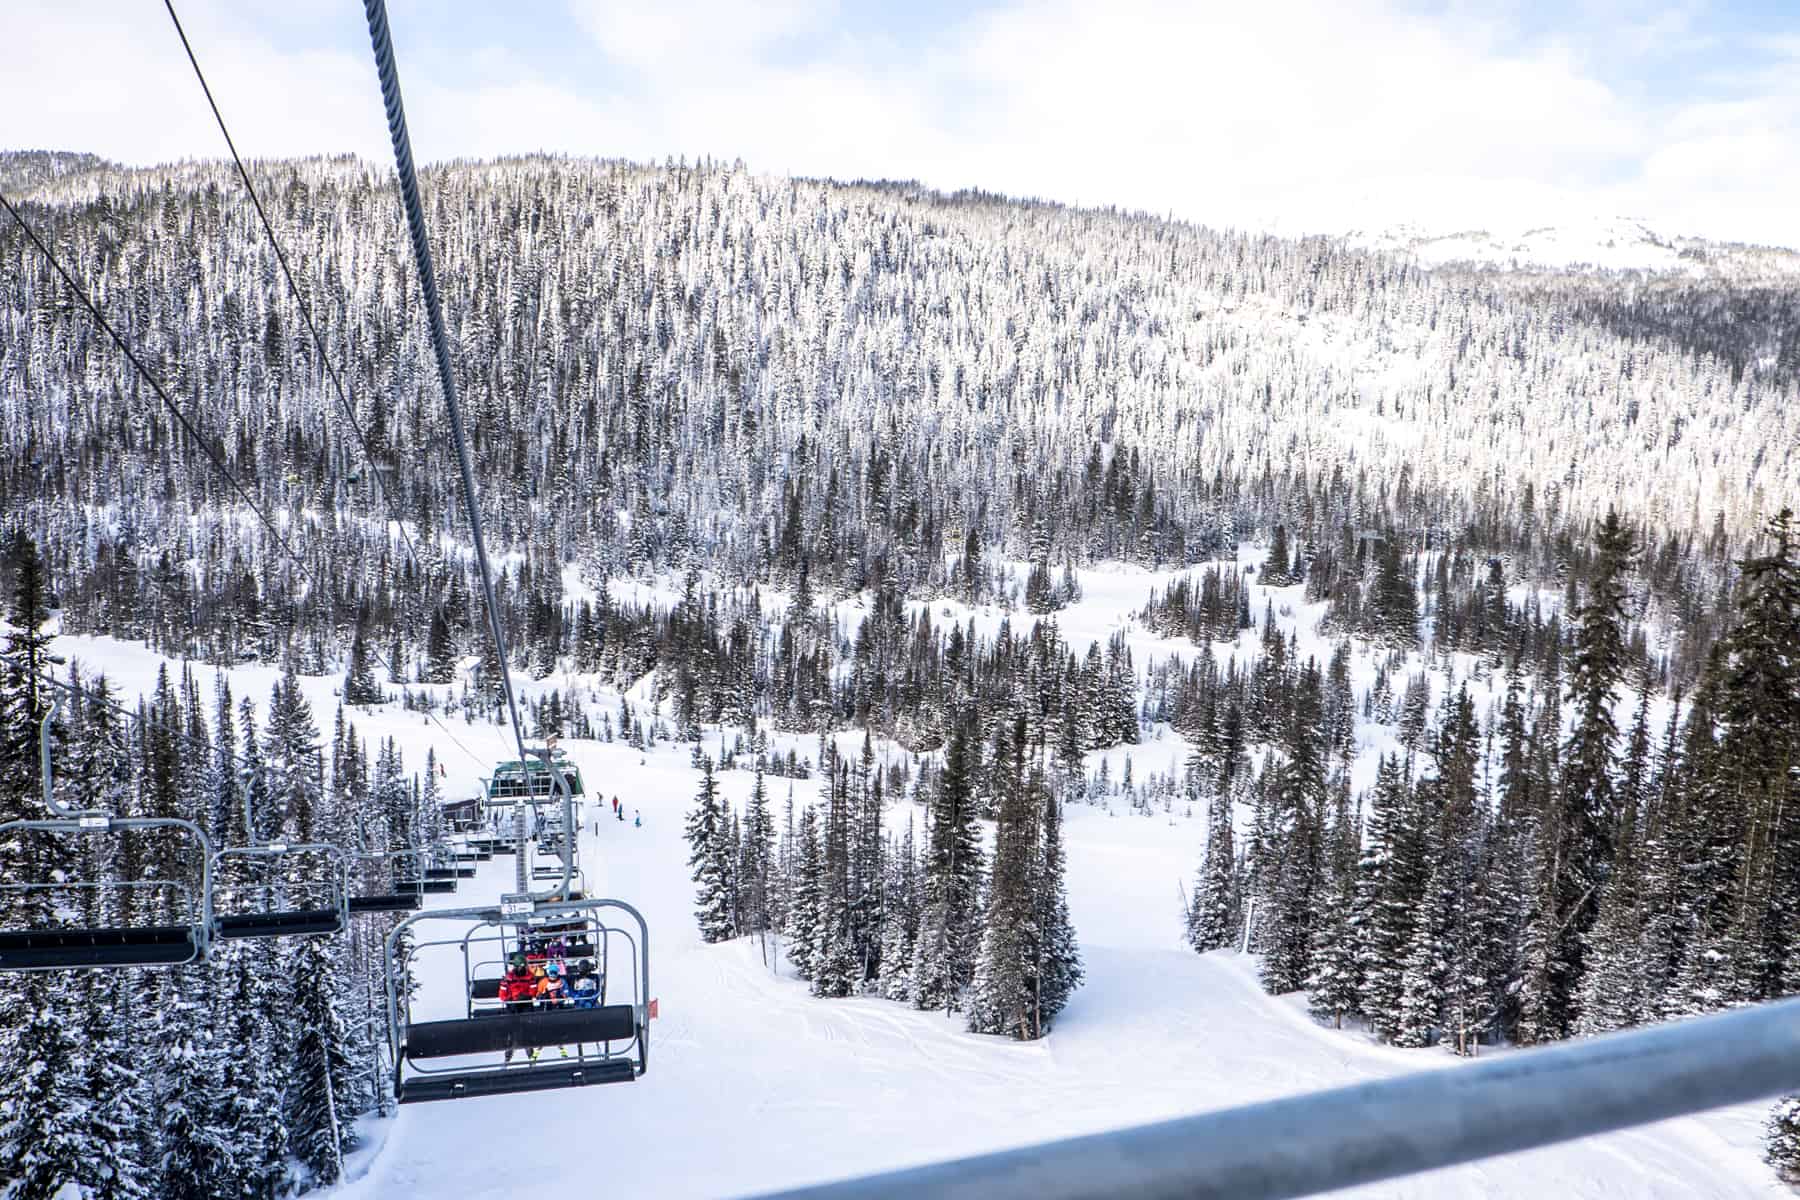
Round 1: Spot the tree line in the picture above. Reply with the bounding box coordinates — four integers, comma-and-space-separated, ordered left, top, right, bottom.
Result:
1181, 509, 1800, 1179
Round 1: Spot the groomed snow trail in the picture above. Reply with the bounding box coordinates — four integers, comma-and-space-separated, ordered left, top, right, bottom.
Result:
334, 737, 1781, 1200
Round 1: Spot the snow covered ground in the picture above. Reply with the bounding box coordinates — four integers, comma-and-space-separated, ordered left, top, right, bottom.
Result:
45, 590, 1785, 1199
319, 731, 1778, 1200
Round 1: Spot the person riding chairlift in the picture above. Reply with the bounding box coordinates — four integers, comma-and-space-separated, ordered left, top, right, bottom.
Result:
569, 959, 601, 1009
538, 959, 570, 1007
528, 961, 573, 1062
498, 953, 536, 1013
498, 953, 537, 1062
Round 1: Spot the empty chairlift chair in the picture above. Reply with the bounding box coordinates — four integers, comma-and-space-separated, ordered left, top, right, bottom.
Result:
348, 848, 427, 915
531, 838, 579, 882
0, 816, 214, 970
211, 842, 349, 940
396, 846, 458, 896
0, 700, 214, 970
388, 896, 650, 1103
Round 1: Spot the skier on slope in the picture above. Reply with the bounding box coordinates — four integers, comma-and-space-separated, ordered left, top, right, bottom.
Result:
634, 809, 641, 827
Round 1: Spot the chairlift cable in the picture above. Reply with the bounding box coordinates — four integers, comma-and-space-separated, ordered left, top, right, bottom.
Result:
1, 188, 308, 568
0, 199, 488, 766
361, 0, 540, 896
161, 0, 426, 579
0, 205, 491, 774
157, 0, 492, 775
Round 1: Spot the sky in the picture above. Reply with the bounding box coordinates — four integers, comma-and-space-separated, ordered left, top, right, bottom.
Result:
4, 0, 1798, 247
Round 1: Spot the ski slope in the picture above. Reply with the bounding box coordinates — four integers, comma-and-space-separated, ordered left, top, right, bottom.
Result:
41, 614, 1784, 1200
329, 734, 1781, 1200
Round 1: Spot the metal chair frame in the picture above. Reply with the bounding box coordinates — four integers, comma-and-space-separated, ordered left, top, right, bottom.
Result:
210, 840, 350, 939
348, 847, 431, 914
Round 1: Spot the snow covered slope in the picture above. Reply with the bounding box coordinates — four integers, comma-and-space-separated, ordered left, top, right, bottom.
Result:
327, 736, 1777, 1200
46, 569, 1784, 1199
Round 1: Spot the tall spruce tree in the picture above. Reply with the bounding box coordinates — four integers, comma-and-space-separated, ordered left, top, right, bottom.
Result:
1355, 755, 1428, 1042
1306, 777, 1362, 1028
343, 621, 383, 706
1034, 771, 1083, 1025
686, 756, 734, 943
741, 759, 776, 961
811, 754, 858, 998
913, 719, 985, 1013
1257, 664, 1327, 993
1539, 510, 1634, 1039
1717, 509, 1800, 1001
786, 806, 822, 980
968, 720, 1038, 1037
1574, 689, 1654, 1036
877, 816, 920, 1000
1186, 761, 1239, 953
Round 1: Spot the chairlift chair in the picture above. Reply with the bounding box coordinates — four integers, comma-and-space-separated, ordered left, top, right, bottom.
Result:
530, 828, 579, 883
0, 700, 214, 971
387, 896, 649, 1103
419, 840, 476, 883
0, 817, 214, 970
347, 848, 428, 915
211, 841, 350, 940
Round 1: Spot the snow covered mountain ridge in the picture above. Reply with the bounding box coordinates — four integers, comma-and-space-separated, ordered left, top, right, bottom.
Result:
1345, 214, 1800, 276
5, 147, 1797, 567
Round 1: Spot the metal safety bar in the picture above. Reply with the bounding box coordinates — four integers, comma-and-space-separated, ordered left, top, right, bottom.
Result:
750, 996, 1800, 1200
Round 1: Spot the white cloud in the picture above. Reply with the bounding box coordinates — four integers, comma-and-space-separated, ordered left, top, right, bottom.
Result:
2, 1, 385, 164
569, 0, 839, 72
2, 0, 1796, 248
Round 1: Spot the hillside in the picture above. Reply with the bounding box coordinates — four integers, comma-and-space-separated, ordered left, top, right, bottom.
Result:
4, 154, 1795, 580
0, 149, 107, 195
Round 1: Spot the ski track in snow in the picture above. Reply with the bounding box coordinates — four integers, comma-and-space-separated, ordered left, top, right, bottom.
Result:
43, 625, 1784, 1200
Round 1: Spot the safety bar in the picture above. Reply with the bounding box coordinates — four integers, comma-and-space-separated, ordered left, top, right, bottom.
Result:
748, 996, 1800, 1200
